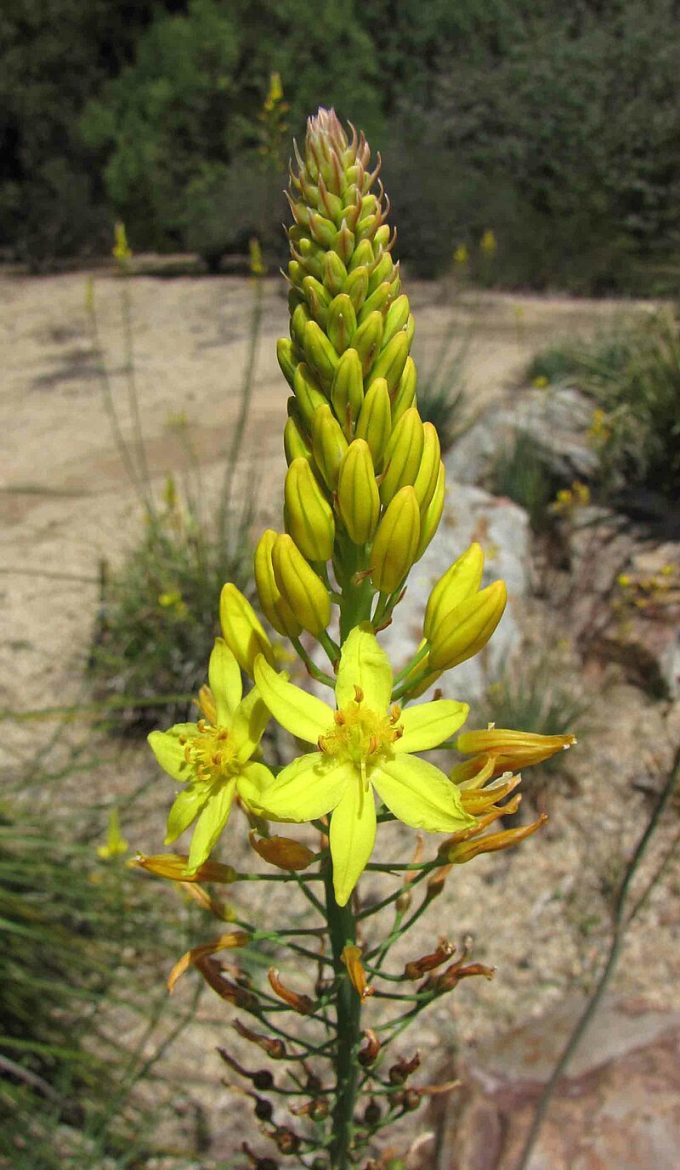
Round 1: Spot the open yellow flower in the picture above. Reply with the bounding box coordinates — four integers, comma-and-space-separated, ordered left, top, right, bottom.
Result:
253, 626, 474, 905
148, 638, 272, 874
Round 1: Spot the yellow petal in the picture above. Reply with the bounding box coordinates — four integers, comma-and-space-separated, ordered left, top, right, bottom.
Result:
235, 760, 276, 813
330, 776, 377, 906
208, 638, 242, 723
148, 724, 198, 782
186, 781, 236, 873
164, 783, 210, 843
335, 625, 392, 711
255, 753, 350, 823
253, 654, 332, 743
372, 755, 475, 833
230, 687, 270, 761
396, 699, 469, 753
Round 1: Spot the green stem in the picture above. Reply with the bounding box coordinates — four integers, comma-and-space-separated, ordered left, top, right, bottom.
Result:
324, 870, 361, 1169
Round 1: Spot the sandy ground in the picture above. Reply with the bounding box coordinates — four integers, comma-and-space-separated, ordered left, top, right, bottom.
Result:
1, 269, 678, 1164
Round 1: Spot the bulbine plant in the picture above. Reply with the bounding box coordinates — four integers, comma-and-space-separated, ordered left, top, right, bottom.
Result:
138, 109, 575, 1169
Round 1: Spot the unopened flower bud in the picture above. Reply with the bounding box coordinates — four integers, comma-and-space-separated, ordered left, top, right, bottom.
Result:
423, 543, 485, 640
311, 403, 349, 490
272, 534, 331, 636
380, 407, 424, 504
455, 727, 576, 770
352, 309, 384, 375
369, 251, 395, 292
308, 210, 337, 249
283, 413, 312, 465
444, 814, 547, 864
356, 377, 392, 469
343, 264, 370, 311
369, 329, 410, 394
358, 279, 393, 321
428, 580, 507, 672
301, 275, 331, 325
219, 583, 275, 675
254, 530, 302, 639
382, 294, 411, 345
331, 347, 364, 434
284, 458, 335, 562
336, 439, 380, 544
291, 301, 311, 351
303, 319, 339, 388
371, 486, 421, 594
277, 338, 297, 388
391, 356, 417, 423
323, 249, 348, 294
412, 422, 441, 511
326, 292, 357, 353
349, 238, 375, 272
293, 362, 326, 427
415, 461, 445, 559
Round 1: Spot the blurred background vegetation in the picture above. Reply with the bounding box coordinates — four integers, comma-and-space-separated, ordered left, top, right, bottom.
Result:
3, 0, 680, 292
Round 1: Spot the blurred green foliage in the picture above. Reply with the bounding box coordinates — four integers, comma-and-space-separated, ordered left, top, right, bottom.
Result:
3, 0, 680, 290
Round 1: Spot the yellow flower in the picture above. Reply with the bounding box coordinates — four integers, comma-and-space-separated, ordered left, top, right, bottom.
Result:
532, 375, 550, 389
480, 229, 497, 256
453, 244, 469, 266
148, 639, 272, 874
252, 626, 473, 905
97, 808, 128, 860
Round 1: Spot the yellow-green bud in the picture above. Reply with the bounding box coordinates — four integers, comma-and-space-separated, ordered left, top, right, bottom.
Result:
323, 250, 348, 295
309, 211, 337, 249
302, 275, 330, 324
370, 486, 421, 594
382, 294, 411, 345
380, 407, 424, 504
331, 348, 364, 436
348, 238, 375, 271
311, 404, 349, 490
297, 236, 324, 279
284, 458, 335, 562
277, 338, 297, 389
254, 530, 302, 639
336, 439, 380, 544
219, 583, 275, 676
368, 252, 395, 292
391, 356, 417, 423
374, 224, 391, 250
412, 422, 441, 510
343, 266, 369, 312
284, 413, 312, 465
428, 580, 507, 672
272, 534, 331, 636
415, 460, 445, 559
303, 319, 339, 389
288, 259, 304, 288
358, 280, 393, 323
293, 363, 327, 427
423, 543, 485, 640
291, 302, 311, 351
335, 220, 355, 265
356, 377, 392, 470
353, 310, 384, 376
369, 329, 410, 394
326, 293, 357, 354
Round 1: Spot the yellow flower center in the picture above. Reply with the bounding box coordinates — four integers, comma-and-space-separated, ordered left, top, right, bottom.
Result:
318, 686, 403, 770
180, 720, 237, 784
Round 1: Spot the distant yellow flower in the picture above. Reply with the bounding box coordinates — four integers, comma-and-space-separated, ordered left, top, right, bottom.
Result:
453, 244, 469, 266
252, 626, 473, 905
480, 229, 497, 256
112, 221, 132, 269
588, 407, 610, 445
532, 375, 550, 389
97, 808, 128, 860
148, 639, 273, 874
553, 480, 590, 516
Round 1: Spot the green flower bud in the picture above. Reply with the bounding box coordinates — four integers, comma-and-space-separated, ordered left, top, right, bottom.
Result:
374, 224, 391, 250
297, 237, 324, 279
284, 458, 335, 562
415, 460, 445, 559
390, 356, 417, 423
288, 259, 304, 288
412, 422, 441, 511
423, 543, 485, 641
219, 583, 275, 676
291, 301, 312, 352
284, 414, 312, 465
303, 319, 339, 389
294, 363, 326, 427
309, 211, 337, 249
370, 487, 421, 594
343, 266, 370, 312
302, 275, 331, 325
277, 338, 297, 389
311, 403, 349, 490
368, 252, 395, 293
331, 348, 364, 435
357, 281, 393, 323
380, 407, 425, 504
254, 530, 302, 639
428, 581, 507, 672
326, 293, 357, 354
369, 329, 410, 394
356, 377, 392, 471
323, 250, 348, 295
272, 534, 331, 636
382, 294, 411, 346
348, 238, 375, 272
335, 220, 355, 265
336, 439, 380, 544
352, 310, 384, 376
